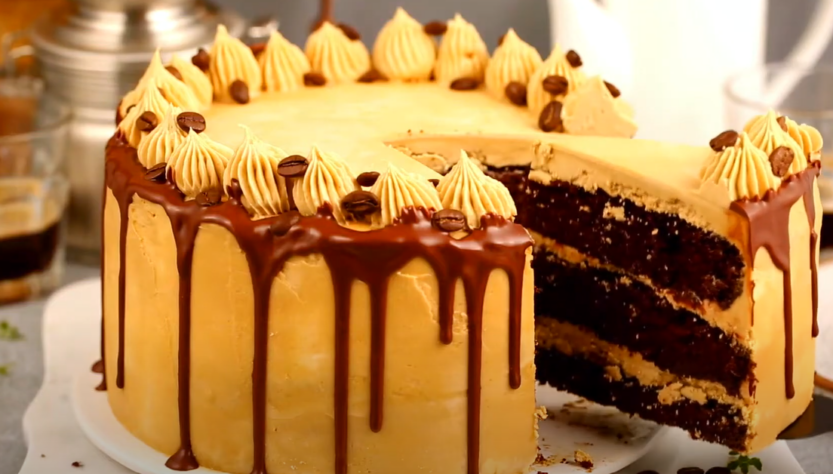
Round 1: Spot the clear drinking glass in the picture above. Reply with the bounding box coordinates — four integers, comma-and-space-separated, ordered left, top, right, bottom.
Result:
0, 75, 70, 304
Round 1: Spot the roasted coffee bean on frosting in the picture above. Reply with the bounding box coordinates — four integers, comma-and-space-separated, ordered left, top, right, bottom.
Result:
604, 80, 621, 98
304, 72, 327, 87
337, 23, 361, 40
539, 101, 565, 133
777, 115, 788, 132
278, 155, 309, 178
195, 189, 222, 207
450, 77, 480, 91
709, 130, 739, 151
176, 112, 206, 134
423, 20, 448, 35
769, 145, 795, 177
356, 171, 380, 187
432, 209, 467, 232
358, 69, 387, 83
270, 211, 302, 237
144, 163, 168, 183
137, 111, 158, 132
165, 65, 183, 81
341, 190, 380, 219
191, 48, 210, 72
566, 49, 583, 67
230, 80, 250, 104
542, 75, 568, 96
505, 82, 527, 106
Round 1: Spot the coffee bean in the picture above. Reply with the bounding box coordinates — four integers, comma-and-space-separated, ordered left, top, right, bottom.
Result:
676, 468, 704, 474
337, 23, 361, 41
498, 32, 507, 46
709, 130, 739, 151
604, 80, 621, 98
542, 75, 568, 95
144, 163, 168, 183
705, 468, 731, 474
270, 211, 302, 237
278, 155, 309, 178
341, 190, 380, 219
505, 82, 527, 106
191, 48, 210, 72
357, 171, 380, 187
429, 178, 440, 187
230, 80, 250, 104
777, 115, 788, 132
249, 43, 266, 57
358, 69, 387, 83
137, 111, 158, 132
450, 77, 480, 91
423, 21, 447, 35
432, 209, 467, 232
769, 145, 795, 177
304, 72, 327, 87
538, 101, 564, 133
176, 112, 206, 133
566, 49, 583, 67
195, 189, 222, 207
165, 66, 183, 81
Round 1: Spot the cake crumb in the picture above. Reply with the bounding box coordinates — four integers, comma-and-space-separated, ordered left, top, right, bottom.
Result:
535, 405, 548, 420
575, 449, 594, 471
71, 461, 83, 468
602, 204, 626, 221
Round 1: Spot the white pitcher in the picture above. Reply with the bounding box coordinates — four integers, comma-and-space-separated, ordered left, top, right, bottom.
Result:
548, 0, 833, 145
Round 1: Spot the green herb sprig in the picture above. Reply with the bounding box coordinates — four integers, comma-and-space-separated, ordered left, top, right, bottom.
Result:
0, 320, 23, 341
728, 451, 763, 473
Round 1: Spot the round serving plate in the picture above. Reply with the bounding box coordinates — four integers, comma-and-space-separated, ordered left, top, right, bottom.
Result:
72, 371, 666, 474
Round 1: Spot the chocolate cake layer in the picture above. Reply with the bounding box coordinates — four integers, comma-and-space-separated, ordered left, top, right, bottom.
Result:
484, 165, 530, 209
534, 249, 753, 396
522, 178, 745, 310
535, 346, 749, 451
0, 222, 60, 281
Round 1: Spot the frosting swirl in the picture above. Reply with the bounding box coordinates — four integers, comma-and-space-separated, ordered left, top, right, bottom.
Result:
436, 150, 516, 229
370, 163, 442, 227
169, 54, 213, 108
527, 44, 587, 115
743, 110, 806, 175
118, 78, 170, 148
293, 145, 359, 224
433, 14, 490, 85
784, 116, 823, 161
484, 28, 542, 100
700, 132, 780, 201
372, 8, 436, 81
168, 129, 233, 199
260, 31, 311, 92
120, 50, 203, 117
224, 126, 291, 218
209, 25, 262, 103
137, 104, 186, 168
562, 76, 637, 138
305, 22, 371, 84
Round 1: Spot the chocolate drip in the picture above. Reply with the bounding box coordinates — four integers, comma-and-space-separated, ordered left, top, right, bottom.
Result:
730, 164, 820, 399
115, 190, 133, 389
800, 172, 820, 337
103, 136, 531, 474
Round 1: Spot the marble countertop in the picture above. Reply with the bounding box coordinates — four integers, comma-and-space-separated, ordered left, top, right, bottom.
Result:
0, 263, 831, 474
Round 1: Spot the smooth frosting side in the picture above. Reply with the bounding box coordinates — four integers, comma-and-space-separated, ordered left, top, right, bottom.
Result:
527, 44, 586, 115
484, 29, 542, 100
260, 31, 311, 92
437, 150, 516, 229
294, 145, 359, 224
118, 78, 170, 148
562, 76, 637, 138
306, 22, 371, 84
223, 126, 290, 218
370, 163, 442, 227
170, 54, 213, 108
433, 14, 490, 85
700, 132, 780, 201
167, 130, 233, 198
137, 104, 186, 168
743, 110, 806, 175
120, 51, 203, 117
209, 25, 263, 102
372, 8, 436, 81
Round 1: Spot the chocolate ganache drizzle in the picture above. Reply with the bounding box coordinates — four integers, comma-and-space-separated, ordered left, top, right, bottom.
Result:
100, 136, 532, 474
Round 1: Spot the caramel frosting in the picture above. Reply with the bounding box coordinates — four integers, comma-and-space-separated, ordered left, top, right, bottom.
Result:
305, 22, 371, 84
119, 50, 203, 118
372, 8, 436, 82
293, 145, 359, 224
743, 110, 806, 175
209, 25, 262, 103
784, 116, 823, 161
484, 29, 542, 101
700, 132, 780, 201
260, 31, 311, 92
527, 44, 587, 115
136, 104, 186, 168
562, 76, 637, 138
167, 130, 233, 199
118, 78, 170, 148
437, 150, 516, 229
224, 126, 290, 218
169, 54, 213, 108
433, 14, 490, 85
370, 163, 442, 227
